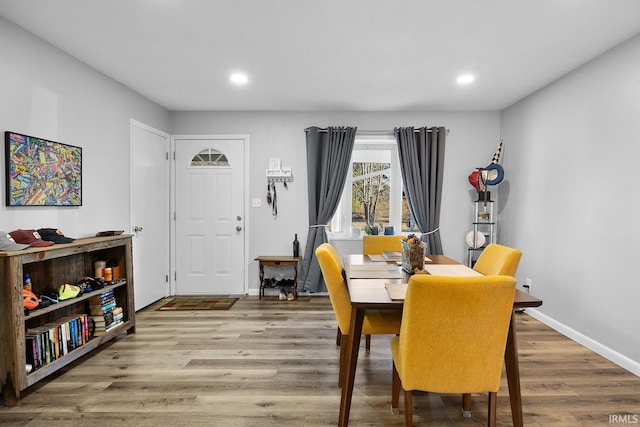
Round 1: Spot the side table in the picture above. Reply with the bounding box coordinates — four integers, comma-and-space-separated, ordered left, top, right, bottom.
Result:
255, 256, 300, 300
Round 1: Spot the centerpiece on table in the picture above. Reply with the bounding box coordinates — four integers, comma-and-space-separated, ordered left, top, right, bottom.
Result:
401, 234, 426, 274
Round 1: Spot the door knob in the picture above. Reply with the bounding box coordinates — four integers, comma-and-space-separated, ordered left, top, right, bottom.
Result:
236, 216, 242, 221
236, 226, 242, 231
133, 226, 143, 232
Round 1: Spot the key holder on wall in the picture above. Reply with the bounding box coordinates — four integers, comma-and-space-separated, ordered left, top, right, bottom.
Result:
266, 158, 293, 183
266, 158, 293, 217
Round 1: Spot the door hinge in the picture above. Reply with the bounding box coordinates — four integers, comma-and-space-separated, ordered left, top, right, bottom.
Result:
165, 274, 169, 283
174, 271, 177, 281
173, 151, 176, 160
166, 152, 169, 160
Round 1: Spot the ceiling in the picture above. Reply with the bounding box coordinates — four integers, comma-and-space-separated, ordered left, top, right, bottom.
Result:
1, 0, 640, 112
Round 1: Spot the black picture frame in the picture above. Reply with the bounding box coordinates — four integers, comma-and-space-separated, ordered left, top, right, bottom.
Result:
4, 131, 82, 206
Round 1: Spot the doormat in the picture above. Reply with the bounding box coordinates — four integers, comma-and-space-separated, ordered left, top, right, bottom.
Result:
157, 296, 239, 311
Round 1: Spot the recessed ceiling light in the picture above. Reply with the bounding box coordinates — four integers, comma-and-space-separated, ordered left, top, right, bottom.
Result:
456, 74, 475, 85
230, 72, 249, 85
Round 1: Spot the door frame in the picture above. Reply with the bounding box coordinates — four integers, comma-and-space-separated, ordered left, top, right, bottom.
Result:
170, 134, 250, 296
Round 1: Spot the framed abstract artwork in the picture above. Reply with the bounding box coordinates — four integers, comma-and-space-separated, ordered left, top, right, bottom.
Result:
5, 131, 82, 206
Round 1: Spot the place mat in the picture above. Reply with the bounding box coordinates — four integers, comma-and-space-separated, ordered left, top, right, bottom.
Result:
382, 251, 402, 261
349, 264, 404, 279
422, 264, 483, 277
385, 283, 408, 300
157, 296, 239, 311
368, 254, 432, 263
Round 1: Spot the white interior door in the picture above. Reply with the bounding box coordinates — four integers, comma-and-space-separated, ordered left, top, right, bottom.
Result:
130, 120, 170, 309
174, 136, 245, 295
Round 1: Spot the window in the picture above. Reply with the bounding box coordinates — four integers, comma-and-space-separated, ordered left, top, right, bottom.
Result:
190, 148, 229, 167
330, 134, 415, 236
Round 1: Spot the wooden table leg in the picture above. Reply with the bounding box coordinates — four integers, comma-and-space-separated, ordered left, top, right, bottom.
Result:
462, 393, 472, 417
338, 307, 364, 427
505, 311, 524, 427
293, 260, 298, 300
258, 262, 264, 300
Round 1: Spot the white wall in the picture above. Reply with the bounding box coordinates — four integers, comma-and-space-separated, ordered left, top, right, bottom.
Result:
0, 17, 169, 237
170, 111, 501, 292
501, 34, 640, 374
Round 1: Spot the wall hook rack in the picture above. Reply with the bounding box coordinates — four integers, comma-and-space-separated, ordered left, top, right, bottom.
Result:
266, 158, 293, 183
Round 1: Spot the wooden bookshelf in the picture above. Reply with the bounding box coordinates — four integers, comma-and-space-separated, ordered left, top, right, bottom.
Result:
0, 235, 135, 406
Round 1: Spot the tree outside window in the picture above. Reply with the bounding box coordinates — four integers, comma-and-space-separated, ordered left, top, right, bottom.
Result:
352, 162, 390, 234
331, 136, 414, 236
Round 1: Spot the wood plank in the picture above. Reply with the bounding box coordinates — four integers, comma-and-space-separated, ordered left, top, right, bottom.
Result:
0, 297, 638, 426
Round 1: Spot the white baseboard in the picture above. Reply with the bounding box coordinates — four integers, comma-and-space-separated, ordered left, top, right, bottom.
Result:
526, 308, 640, 377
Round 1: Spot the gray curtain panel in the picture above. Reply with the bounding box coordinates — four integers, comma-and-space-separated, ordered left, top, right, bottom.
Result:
300, 126, 357, 292
394, 126, 446, 255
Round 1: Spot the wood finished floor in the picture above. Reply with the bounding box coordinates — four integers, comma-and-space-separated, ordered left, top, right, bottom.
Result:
1, 296, 639, 426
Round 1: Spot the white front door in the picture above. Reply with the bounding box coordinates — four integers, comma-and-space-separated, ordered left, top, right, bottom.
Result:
174, 136, 246, 295
130, 120, 170, 309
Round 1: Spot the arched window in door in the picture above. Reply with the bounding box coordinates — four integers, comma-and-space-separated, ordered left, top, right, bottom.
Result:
190, 148, 229, 167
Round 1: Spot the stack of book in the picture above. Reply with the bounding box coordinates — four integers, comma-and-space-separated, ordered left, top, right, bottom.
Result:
25, 314, 89, 371
89, 289, 124, 336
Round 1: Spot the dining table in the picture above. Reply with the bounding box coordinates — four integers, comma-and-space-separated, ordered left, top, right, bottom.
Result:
338, 253, 543, 427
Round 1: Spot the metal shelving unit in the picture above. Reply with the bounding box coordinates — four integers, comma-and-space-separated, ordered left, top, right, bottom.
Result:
467, 197, 496, 267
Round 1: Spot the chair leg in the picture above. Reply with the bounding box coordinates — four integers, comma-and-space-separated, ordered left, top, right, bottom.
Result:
338, 333, 348, 387
462, 393, 472, 417
391, 362, 400, 415
487, 392, 497, 427
365, 334, 371, 352
404, 390, 413, 427
336, 327, 341, 346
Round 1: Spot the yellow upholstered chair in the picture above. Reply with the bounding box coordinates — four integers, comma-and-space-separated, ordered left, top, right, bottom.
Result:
362, 235, 404, 256
465, 242, 522, 415
356, 234, 404, 350
390, 274, 516, 426
315, 243, 402, 386
473, 243, 522, 277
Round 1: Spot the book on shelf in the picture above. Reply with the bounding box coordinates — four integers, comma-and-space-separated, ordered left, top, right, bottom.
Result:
89, 289, 118, 315
25, 334, 39, 369
89, 301, 116, 315
25, 313, 89, 371
106, 308, 124, 330
90, 306, 124, 336
90, 315, 106, 325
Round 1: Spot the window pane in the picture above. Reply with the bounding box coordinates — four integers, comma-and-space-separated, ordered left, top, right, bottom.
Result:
352, 161, 390, 234
330, 135, 401, 237
190, 149, 229, 167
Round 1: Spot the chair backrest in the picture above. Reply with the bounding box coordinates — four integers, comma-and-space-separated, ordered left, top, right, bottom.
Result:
397, 274, 516, 393
362, 235, 404, 255
473, 243, 522, 277
315, 243, 352, 334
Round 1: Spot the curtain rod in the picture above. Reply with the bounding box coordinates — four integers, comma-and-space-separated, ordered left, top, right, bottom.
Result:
304, 127, 450, 135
